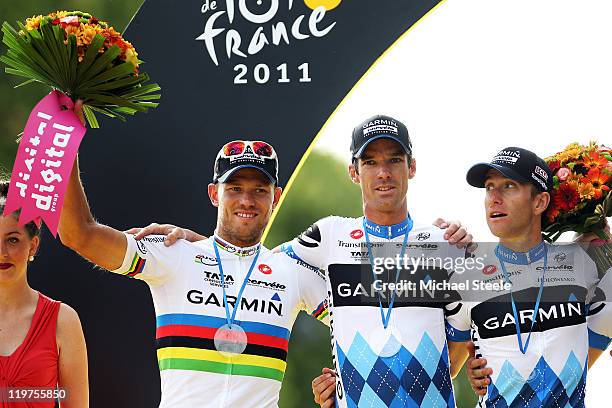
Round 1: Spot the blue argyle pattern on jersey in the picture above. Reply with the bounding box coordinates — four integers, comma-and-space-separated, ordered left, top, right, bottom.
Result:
485, 352, 587, 407
336, 332, 454, 407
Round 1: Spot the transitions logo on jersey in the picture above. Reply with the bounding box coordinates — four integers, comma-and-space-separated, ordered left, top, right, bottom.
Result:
483, 265, 497, 275
195, 254, 219, 266
258, 263, 272, 274
337, 240, 380, 248
554, 252, 567, 263
416, 232, 430, 241
350, 229, 363, 239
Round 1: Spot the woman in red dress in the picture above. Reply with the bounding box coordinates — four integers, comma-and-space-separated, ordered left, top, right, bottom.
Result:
0, 180, 88, 407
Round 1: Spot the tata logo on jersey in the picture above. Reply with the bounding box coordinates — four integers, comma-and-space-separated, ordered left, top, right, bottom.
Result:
258, 263, 272, 274
202, 270, 235, 287
196, 0, 340, 66
483, 265, 497, 275
350, 229, 364, 239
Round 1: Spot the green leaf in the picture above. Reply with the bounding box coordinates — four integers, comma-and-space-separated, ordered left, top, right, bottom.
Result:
76, 34, 105, 78
81, 104, 99, 128
84, 93, 147, 111
88, 105, 126, 121
119, 82, 161, 98
78, 45, 121, 84
13, 79, 36, 88
79, 62, 136, 90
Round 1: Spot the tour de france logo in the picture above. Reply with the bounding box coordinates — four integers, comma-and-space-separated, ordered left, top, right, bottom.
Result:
197, 0, 343, 84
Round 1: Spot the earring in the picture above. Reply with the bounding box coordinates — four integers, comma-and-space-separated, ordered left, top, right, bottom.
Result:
28, 255, 34, 262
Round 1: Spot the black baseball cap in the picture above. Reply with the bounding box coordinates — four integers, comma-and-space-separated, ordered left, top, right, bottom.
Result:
350, 114, 412, 158
466, 147, 553, 192
213, 140, 279, 185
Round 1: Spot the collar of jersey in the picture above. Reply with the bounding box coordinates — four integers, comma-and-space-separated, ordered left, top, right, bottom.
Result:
363, 215, 413, 239
213, 234, 260, 257
495, 240, 546, 265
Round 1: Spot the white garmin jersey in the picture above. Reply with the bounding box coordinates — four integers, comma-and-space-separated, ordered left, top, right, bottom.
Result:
445, 242, 602, 408
112, 234, 328, 408
283, 216, 464, 408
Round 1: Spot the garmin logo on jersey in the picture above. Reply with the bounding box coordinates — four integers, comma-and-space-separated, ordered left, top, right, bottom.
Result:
350, 229, 364, 239
483, 265, 497, 275
482, 302, 582, 331
187, 290, 283, 316
258, 263, 272, 274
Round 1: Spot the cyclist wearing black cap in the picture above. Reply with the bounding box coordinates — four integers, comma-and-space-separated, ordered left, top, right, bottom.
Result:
57, 142, 330, 408
443, 147, 610, 407
286, 115, 475, 408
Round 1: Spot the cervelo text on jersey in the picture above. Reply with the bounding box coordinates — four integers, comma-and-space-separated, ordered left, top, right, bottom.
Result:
112, 234, 328, 408
285, 216, 465, 408
445, 242, 603, 408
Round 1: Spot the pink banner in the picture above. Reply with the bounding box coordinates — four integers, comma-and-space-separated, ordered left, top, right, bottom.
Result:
3, 91, 86, 236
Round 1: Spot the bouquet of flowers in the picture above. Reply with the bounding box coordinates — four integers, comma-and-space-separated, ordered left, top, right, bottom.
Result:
543, 142, 612, 272
1, 10, 160, 128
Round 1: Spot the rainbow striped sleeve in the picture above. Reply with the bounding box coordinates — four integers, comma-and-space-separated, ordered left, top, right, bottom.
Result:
156, 314, 290, 381
311, 300, 328, 322
121, 253, 146, 277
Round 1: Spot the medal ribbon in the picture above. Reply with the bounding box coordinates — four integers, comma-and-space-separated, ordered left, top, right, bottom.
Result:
213, 239, 261, 326
363, 217, 413, 329
495, 241, 547, 354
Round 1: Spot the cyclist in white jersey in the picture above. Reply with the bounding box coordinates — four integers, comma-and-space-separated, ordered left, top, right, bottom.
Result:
288, 115, 474, 408
444, 147, 610, 407
58, 141, 329, 407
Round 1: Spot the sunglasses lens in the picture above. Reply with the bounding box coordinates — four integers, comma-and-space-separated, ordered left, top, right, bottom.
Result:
253, 142, 274, 157
223, 141, 245, 156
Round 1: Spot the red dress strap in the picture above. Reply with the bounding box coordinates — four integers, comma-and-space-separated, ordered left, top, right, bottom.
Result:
0, 292, 60, 407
